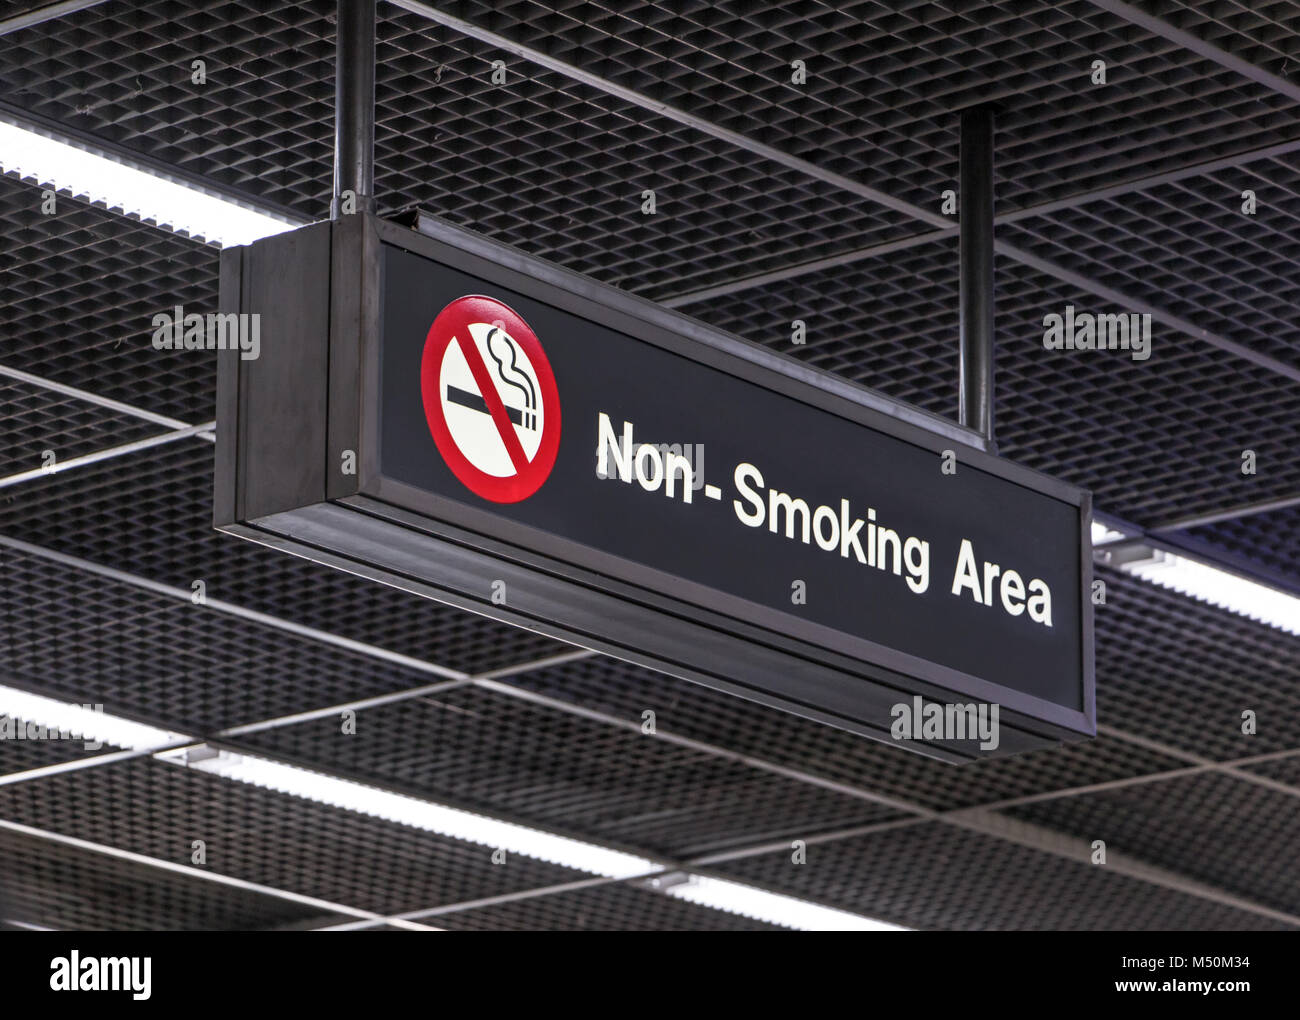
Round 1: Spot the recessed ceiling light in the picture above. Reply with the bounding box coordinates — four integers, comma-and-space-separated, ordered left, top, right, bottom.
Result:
0, 684, 186, 752
667, 874, 907, 931
1120, 549, 1300, 637
0, 117, 301, 247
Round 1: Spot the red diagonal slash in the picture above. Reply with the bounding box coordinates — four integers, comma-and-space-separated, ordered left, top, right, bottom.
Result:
451, 315, 531, 475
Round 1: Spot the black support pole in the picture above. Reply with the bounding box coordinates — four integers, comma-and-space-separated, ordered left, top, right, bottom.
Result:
958, 105, 995, 447
331, 0, 376, 219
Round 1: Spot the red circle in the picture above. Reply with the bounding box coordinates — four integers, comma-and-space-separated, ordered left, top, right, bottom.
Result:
421, 295, 561, 503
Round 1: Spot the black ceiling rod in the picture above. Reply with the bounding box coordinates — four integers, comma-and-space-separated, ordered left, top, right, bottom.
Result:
331, 0, 377, 219
958, 105, 996, 452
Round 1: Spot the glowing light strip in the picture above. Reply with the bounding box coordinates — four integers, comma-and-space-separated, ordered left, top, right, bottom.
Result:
668, 875, 906, 930
0, 685, 185, 751
1122, 550, 1300, 637
0, 118, 299, 247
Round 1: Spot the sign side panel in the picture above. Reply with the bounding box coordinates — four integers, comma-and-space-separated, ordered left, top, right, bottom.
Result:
213, 245, 244, 528
239, 221, 333, 520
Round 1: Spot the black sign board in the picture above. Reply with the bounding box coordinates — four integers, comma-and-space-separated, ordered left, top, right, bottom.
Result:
216, 212, 1094, 762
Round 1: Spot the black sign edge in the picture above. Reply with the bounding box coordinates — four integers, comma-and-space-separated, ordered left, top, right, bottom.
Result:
231, 504, 1086, 761
213, 213, 1098, 761
357, 475, 1092, 734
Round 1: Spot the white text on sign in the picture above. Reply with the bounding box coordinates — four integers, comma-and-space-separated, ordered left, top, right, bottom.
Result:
594, 412, 1053, 627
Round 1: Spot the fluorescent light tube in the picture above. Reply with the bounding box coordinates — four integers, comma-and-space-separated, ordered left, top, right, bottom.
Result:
667, 874, 906, 931
0, 684, 185, 751
0, 118, 300, 247
1121, 550, 1300, 637
1092, 521, 1296, 636
157, 747, 658, 879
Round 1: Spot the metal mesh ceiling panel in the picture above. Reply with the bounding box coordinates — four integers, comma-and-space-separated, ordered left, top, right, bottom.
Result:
1185, 506, 1300, 590
0, 442, 568, 677
0, 549, 455, 733
0, 825, 346, 930
0, 174, 218, 423
0, 722, 121, 775
0, 757, 586, 915
678, 236, 963, 415
1095, 566, 1300, 759
378, 8, 923, 297
1007, 769, 1300, 917
682, 249, 1300, 525
0, 0, 336, 216
1113, 0, 1300, 66
0, 376, 161, 477
504, 656, 1188, 812
420, 0, 1300, 212
1000, 154, 1300, 366
1242, 753, 1300, 787
235, 687, 907, 859
712, 821, 1294, 930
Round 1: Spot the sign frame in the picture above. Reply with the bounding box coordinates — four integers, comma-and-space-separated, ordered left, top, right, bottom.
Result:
215, 211, 1095, 762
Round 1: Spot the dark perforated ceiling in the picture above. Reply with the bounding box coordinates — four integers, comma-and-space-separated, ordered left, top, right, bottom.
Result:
0, 0, 1298, 930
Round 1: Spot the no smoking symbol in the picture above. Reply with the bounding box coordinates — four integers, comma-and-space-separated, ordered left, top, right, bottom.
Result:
420, 295, 562, 503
